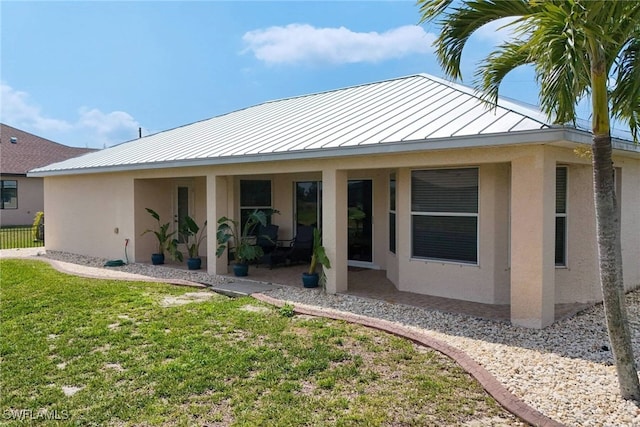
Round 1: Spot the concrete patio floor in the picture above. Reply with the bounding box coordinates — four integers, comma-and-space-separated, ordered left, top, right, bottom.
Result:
216, 261, 594, 324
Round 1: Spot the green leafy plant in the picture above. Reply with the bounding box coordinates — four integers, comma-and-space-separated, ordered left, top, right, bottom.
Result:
141, 208, 178, 257
32, 211, 44, 241
279, 303, 295, 318
308, 228, 331, 275
180, 215, 207, 259
216, 209, 277, 265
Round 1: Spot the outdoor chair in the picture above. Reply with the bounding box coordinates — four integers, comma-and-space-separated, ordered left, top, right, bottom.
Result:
267, 225, 315, 269
255, 224, 279, 267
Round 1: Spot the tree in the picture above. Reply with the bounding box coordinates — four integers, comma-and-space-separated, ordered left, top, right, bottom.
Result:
418, 0, 640, 400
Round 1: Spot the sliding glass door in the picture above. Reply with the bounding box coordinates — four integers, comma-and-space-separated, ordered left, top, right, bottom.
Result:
348, 179, 373, 263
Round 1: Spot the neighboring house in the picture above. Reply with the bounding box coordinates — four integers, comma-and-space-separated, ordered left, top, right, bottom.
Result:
0, 124, 95, 226
29, 74, 640, 328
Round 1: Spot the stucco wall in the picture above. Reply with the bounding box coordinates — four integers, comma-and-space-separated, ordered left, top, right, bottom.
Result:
554, 163, 600, 303
44, 173, 135, 260
1, 176, 43, 226
554, 156, 640, 302
395, 163, 511, 304
619, 158, 640, 291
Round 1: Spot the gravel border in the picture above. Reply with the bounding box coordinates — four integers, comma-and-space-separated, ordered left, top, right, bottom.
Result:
7, 250, 640, 426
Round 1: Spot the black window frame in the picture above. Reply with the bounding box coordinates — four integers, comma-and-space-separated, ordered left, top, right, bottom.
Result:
1, 180, 18, 210
389, 173, 396, 254
555, 166, 568, 266
240, 179, 272, 234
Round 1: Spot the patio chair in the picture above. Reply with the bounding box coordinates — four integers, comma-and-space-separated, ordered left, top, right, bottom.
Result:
255, 223, 279, 267
268, 225, 315, 268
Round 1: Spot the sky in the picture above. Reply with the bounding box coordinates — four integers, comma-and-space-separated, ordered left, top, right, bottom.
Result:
0, 0, 595, 149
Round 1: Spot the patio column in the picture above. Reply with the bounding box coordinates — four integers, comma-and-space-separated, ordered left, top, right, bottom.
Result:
510, 147, 556, 328
323, 168, 348, 294
207, 175, 229, 276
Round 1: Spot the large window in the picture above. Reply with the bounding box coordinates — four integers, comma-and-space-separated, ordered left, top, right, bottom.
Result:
1, 180, 17, 209
411, 168, 478, 263
555, 167, 568, 266
240, 180, 272, 233
389, 173, 396, 254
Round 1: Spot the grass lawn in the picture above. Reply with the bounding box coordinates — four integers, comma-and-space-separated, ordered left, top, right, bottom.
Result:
0, 259, 516, 426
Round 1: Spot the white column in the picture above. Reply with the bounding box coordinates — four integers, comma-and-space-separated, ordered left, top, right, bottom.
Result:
510, 148, 556, 328
207, 175, 229, 276
322, 168, 348, 294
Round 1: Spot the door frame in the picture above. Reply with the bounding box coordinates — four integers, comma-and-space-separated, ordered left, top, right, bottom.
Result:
348, 178, 377, 269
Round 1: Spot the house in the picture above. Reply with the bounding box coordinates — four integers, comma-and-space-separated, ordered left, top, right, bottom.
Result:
29, 74, 640, 328
0, 124, 95, 226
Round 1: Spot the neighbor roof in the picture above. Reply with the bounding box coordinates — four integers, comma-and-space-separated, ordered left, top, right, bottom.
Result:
30, 74, 563, 176
1, 124, 95, 175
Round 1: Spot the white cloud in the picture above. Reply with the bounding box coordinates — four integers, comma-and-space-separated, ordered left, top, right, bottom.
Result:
1, 83, 143, 148
77, 107, 142, 147
243, 24, 436, 65
472, 17, 520, 45
1, 83, 72, 133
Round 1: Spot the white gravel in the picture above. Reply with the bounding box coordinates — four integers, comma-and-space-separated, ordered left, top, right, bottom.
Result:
7, 250, 640, 426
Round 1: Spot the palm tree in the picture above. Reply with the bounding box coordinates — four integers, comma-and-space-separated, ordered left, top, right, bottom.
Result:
418, 0, 640, 400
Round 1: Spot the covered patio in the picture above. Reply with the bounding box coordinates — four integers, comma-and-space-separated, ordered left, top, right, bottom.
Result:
163, 256, 594, 323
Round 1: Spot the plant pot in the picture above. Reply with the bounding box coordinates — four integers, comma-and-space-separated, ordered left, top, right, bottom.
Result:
187, 257, 202, 270
233, 263, 249, 277
151, 253, 165, 265
302, 272, 319, 288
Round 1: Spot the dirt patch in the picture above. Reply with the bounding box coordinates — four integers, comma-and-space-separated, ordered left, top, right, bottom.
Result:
61, 385, 84, 396
239, 304, 271, 313
103, 363, 126, 372
160, 292, 215, 307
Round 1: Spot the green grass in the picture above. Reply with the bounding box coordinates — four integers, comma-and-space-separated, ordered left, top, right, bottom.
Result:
0, 259, 516, 426
0, 226, 44, 249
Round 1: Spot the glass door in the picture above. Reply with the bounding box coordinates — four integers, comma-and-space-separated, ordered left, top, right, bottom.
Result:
295, 181, 322, 229
348, 179, 373, 263
174, 184, 193, 248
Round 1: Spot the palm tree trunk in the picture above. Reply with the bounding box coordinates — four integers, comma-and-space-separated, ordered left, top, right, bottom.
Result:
590, 48, 640, 400
592, 132, 640, 401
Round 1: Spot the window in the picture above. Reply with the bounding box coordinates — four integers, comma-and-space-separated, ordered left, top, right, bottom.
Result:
389, 173, 396, 254
1, 180, 17, 209
411, 168, 478, 263
555, 167, 568, 266
240, 180, 272, 233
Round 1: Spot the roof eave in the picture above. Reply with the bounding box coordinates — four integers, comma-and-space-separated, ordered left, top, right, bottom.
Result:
27, 128, 639, 178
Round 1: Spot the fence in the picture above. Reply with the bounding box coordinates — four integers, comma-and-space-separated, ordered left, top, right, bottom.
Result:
0, 225, 45, 249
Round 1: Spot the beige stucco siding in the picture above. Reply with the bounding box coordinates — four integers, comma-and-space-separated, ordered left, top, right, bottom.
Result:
44, 173, 135, 260
620, 159, 640, 291
554, 163, 600, 303
1, 176, 43, 226
395, 163, 510, 304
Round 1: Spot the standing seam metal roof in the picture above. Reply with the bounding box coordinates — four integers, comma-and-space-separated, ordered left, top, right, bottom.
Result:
30, 73, 553, 174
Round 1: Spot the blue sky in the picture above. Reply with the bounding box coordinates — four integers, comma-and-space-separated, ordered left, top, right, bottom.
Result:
1, 1, 575, 148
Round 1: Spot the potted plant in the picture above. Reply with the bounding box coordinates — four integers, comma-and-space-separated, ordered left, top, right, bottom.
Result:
141, 208, 178, 265
180, 215, 207, 270
302, 228, 331, 288
216, 209, 270, 277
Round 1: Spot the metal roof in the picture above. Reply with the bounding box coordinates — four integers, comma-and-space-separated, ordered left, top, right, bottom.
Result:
31, 73, 558, 176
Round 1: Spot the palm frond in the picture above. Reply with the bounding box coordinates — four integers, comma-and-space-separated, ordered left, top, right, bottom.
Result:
610, 38, 640, 141
419, 0, 536, 80
475, 40, 532, 107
